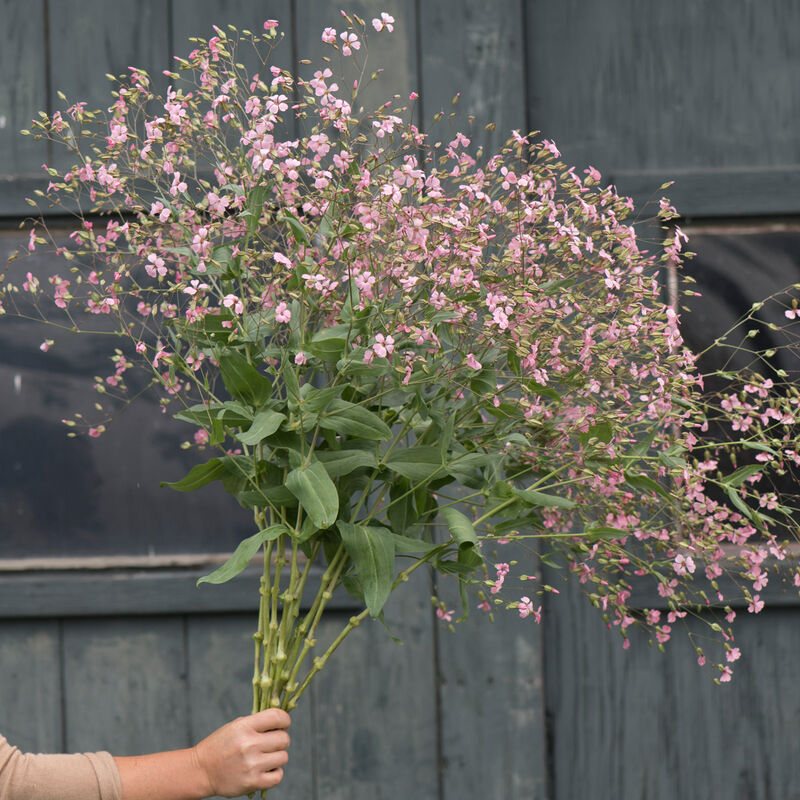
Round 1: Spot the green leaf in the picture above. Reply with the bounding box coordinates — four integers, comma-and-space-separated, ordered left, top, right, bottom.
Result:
285, 461, 339, 528
337, 521, 395, 617
218, 350, 272, 407
236, 410, 286, 445
318, 399, 392, 441
281, 354, 301, 408
583, 525, 627, 543
722, 464, 764, 487
315, 449, 377, 478
197, 525, 288, 585
624, 472, 671, 500
307, 324, 351, 363
278, 208, 310, 245
246, 185, 270, 234
384, 446, 444, 482
512, 487, 576, 509
175, 403, 225, 426
579, 421, 612, 445
726, 486, 754, 520
161, 458, 226, 492
440, 507, 478, 549
741, 441, 779, 456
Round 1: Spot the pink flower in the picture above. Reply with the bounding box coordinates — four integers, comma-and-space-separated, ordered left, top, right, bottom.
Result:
135, 341, 146, 354
194, 429, 209, 445
263, 19, 279, 30
88, 426, 106, 438
719, 666, 733, 683
748, 594, 765, 614
223, 294, 244, 315
372, 12, 395, 32
363, 348, 375, 365
321, 27, 336, 43
466, 353, 482, 370
294, 351, 307, 365
673, 553, 696, 576
372, 333, 394, 358
726, 647, 741, 663
273, 251, 292, 268
339, 31, 360, 56
146, 253, 167, 278
436, 607, 453, 622
275, 302, 291, 323
39, 339, 53, 352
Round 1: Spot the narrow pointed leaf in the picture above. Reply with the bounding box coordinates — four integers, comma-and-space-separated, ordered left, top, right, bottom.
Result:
197, 525, 288, 585
218, 350, 272, 406
385, 447, 444, 481
512, 487, 576, 509
440, 507, 478, 549
285, 460, 339, 528
236, 410, 286, 445
161, 458, 226, 492
318, 399, 392, 441
337, 521, 395, 617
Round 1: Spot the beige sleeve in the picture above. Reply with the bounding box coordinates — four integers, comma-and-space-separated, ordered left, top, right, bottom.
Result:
0, 734, 122, 800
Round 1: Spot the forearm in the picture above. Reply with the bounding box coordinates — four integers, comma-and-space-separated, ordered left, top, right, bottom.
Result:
113, 748, 210, 800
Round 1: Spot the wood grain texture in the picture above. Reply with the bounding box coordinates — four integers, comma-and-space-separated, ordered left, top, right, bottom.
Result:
294, 0, 417, 118
312, 568, 438, 800
437, 600, 547, 799
419, 0, 526, 159
543, 573, 800, 800
0, 620, 62, 753
0, 0, 48, 190
186, 613, 314, 799
47, 1, 171, 170
62, 616, 189, 754
527, 0, 800, 214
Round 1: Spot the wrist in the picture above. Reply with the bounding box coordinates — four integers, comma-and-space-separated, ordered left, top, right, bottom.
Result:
188, 745, 215, 800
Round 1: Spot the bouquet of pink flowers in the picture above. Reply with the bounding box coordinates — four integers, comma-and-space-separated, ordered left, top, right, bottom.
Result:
4, 11, 800, 713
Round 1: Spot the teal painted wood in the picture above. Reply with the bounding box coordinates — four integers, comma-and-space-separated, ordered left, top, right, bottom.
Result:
526, 0, 800, 215
543, 573, 800, 800
0, 0, 49, 209
418, 0, 526, 160
186, 613, 315, 799
437, 602, 547, 799
312, 569, 439, 800
61, 617, 189, 754
171, 0, 292, 48
294, 0, 418, 117
47, 1, 171, 171
0, 620, 62, 753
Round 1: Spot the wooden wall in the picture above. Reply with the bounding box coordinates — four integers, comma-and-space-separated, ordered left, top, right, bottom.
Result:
1, 2, 799, 799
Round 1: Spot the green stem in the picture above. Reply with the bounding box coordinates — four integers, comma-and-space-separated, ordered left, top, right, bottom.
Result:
281, 545, 348, 703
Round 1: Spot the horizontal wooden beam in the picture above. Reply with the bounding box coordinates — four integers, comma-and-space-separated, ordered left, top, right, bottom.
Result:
0, 563, 361, 618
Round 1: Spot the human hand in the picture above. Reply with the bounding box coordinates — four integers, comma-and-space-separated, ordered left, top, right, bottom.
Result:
192, 709, 291, 797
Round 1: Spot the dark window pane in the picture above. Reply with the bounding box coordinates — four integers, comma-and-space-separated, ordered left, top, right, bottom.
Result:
0, 230, 252, 558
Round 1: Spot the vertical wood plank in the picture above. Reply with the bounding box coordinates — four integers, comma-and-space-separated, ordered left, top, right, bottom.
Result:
187, 612, 314, 799
293, 0, 418, 115
437, 602, 547, 799
171, 0, 292, 51
543, 574, 800, 800
47, 1, 171, 170
312, 570, 438, 800
0, 620, 62, 753
62, 616, 189, 754
418, 0, 526, 157
526, 0, 800, 179
0, 0, 48, 179
170, 0, 297, 143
